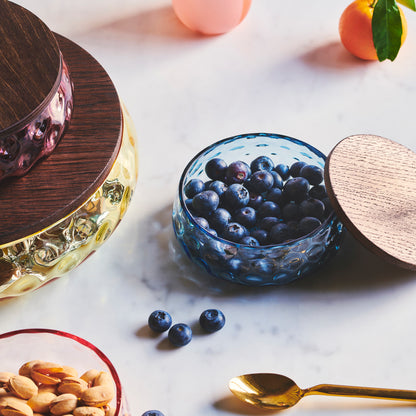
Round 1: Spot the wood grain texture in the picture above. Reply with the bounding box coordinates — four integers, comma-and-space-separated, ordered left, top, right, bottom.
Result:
0, 33, 122, 246
0, 1, 61, 135
324, 134, 416, 270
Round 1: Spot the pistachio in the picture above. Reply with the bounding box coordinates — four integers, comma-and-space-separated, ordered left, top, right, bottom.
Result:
103, 406, 115, 416
0, 374, 15, 386
57, 378, 88, 397
0, 396, 33, 416
27, 392, 57, 413
81, 386, 114, 407
80, 371, 99, 387
37, 385, 57, 394
73, 407, 105, 416
0, 389, 8, 398
30, 363, 65, 386
92, 373, 113, 389
18, 362, 44, 378
49, 394, 78, 416
7, 376, 38, 400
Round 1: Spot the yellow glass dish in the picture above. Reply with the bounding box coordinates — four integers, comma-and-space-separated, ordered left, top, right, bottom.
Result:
0, 104, 138, 299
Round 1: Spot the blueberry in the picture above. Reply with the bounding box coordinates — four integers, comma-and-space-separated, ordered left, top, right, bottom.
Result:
168, 323, 192, 347
286, 220, 300, 240
192, 190, 219, 215
185, 198, 195, 213
270, 171, 283, 189
207, 180, 228, 197
308, 184, 327, 200
199, 309, 226, 332
148, 310, 172, 333
289, 161, 307, 177
299, 164, 324, 186
222, 184, 250, 210
298, 216, 322, 236
225, 161, 251, 184
209, 208, 232, 233
282, 201, 301, 221
259, 216, 280, 231
141, 411, 165, 416
274, 163, 290, 180
283, 177, 309, 202
193, 216, 209, 229
233, 206, 257, 228
222, 222, 248, 243
266, 188, 284, 205
240, 236, 260, 246
250, 155, 274, 172
184, 179, 205, 198
322, 197, 333, 215
269, 223, 289, 244
250, 229, 269, 245
205, 158, 227, 180
299, 198, 325, 220
207, 228, 217, 236
248, 193, 263, 209
257, 201, 281, 218
246, 170, 274, 194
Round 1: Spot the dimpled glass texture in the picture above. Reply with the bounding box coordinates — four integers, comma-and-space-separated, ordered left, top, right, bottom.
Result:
0, 103, 138, 299
172, 133, 345, 286
0, 55, 73, 181
0, 328, 129, 416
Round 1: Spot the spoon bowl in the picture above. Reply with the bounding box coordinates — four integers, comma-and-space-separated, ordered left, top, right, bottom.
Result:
229, 373, 416, 410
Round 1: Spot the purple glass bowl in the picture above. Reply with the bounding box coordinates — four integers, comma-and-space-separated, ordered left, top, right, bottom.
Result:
0, 55, 73, 181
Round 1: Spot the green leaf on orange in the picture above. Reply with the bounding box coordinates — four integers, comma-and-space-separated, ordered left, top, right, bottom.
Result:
397, 0, 416, 11
372, 0, 403, 61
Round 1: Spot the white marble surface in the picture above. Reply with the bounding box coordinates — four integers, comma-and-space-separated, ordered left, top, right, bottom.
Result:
3, 1, 416, 415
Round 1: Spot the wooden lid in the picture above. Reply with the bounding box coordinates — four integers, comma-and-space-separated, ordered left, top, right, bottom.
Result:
0, 33, 122, 246
324, 134, 416, 270
0, 1, 61, 136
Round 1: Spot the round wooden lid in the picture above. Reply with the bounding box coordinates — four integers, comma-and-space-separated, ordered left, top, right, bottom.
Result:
0, 1, 61, 136
324, 134, 416, 270
0, 33, 122, 246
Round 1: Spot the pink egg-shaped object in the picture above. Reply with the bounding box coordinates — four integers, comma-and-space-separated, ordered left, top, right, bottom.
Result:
172, 0, 252, 35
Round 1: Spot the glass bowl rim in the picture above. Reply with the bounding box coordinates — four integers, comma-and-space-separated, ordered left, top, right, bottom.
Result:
177, 132, 338, 249
0, 328, 123, 416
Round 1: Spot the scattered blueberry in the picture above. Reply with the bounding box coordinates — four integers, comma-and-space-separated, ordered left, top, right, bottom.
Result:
283, 177, 309, 202
148, 310, 172, 333
289, 161, 307, 177
247, 170, 274, 194
184, 179, 205, 198
222, 222, 248, 243
222, 183, 250, 210
192, 190, 219, 215
233, 206, 257, 228
299, 164, 324, 186
225, 160, 251, 184
141, 411, 165, 416
209, 208, 232, 233
250, 155, 274, 172
205, 158, 227, 180
274, 163, 290, 180
168, 323, 193, 347
199, 309, 226, 333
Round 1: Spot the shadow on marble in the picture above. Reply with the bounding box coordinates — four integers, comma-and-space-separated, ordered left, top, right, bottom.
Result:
80, 4, 206, 42
214, 395, 277, 415
300, 41, 375, 70
143, 203, 415, 297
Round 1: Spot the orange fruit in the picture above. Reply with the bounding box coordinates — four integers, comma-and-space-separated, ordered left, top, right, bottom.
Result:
339, 0, 407, 60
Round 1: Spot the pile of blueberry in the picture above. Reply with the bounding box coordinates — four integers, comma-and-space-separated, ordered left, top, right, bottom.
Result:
183, 156, 331, 246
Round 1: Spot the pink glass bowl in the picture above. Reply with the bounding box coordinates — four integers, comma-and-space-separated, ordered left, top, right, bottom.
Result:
0, 55, 73, 181
0, 328, 129, 416
172, 0, 252, 35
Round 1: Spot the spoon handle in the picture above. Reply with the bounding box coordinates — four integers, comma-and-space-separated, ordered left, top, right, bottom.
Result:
305, 384, 416, 402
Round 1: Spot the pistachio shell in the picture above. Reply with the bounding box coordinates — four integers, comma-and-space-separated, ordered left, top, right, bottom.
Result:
30, 363, 64, 385
73, 407, 105, 416
49, 394, 78, 416
92, 373, 113, 389
57, 377, 88, 397
27, 392, 57, 413
104, 406, 115, 416
18, 362, 44, 378
0, 396, 33, 416
0, 389, 8, 398
37, 385, 57, 394
81, 386, 114, 407
80, 371, 99, 387
0, 374, 15, 386
7, 376, 38, 400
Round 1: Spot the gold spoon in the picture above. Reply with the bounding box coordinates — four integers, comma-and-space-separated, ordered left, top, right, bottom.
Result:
229, 373, 416, 410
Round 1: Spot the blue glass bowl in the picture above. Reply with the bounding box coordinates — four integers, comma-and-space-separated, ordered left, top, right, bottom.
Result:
172, 133, 345, 286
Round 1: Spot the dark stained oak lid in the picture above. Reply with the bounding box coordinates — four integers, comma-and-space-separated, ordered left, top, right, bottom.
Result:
324, 134, 416, 270
0, 33, 122, 246
0, 0, 61, 136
